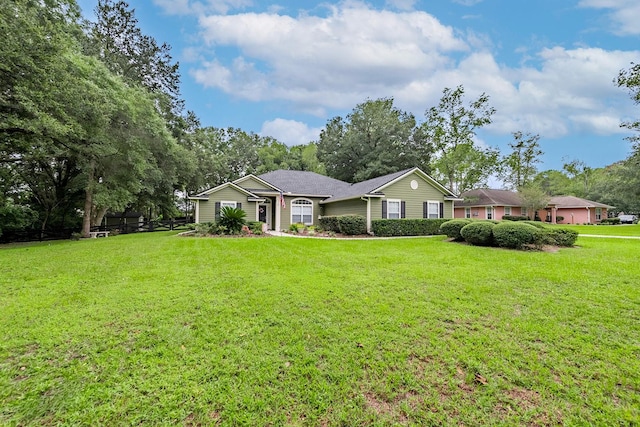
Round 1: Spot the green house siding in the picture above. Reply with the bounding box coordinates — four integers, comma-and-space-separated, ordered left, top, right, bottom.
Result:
375, 173, 452, 219
279, 196, 323, 231
198, 186, 257, 223
236, 176, 274, 191
323, 198, 367, 217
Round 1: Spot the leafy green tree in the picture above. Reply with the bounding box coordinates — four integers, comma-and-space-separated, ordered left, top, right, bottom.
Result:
616, 62, 640, 149
562, 159, 593, 198
532, 170, 573, 196
518, 185, 550, 220
286, 143, 326, 174
317, 98, 424, 183
421, 86, 497, 193
501, 132, 543, 190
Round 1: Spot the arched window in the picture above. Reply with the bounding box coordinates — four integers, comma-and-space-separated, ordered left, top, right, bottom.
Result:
291, 199, 313, 225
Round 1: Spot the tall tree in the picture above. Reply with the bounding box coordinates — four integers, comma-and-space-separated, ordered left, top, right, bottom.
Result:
501, 132, 543, 190
317, 98, 424, 183
616, 62, 640, 149
562, 159, 593, 198
421, 86, 497, 193
85, 0, 182, 118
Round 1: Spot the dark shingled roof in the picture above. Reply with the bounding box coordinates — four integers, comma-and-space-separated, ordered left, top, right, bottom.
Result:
257, 170, 350, 195
322, 168, 414, 202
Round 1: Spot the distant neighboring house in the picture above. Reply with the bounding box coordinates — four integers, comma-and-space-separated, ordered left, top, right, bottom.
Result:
454, 189, 614, 224
189, 168, 461, 232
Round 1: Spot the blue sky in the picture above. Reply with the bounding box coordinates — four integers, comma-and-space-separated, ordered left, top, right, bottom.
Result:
77, 0, 640, 172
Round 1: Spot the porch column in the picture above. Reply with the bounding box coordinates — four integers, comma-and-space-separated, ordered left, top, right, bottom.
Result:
275, 201, 281, 231
551, 207, 557, 224
366, 197, 372, 233
194, 200, 200, 223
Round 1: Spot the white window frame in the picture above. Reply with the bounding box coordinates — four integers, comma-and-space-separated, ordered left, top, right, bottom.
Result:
291, 198, 313, 225
595, 208, 602, 221
387, 199, 401, 219
427, 201, 440, 219
486, 206, 494, 220
504, 206, 512, 216
521, 207, 528, 217
465, 207, 471, 219
220, 200, 237, 209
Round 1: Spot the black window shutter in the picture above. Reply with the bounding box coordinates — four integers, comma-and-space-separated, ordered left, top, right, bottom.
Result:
439, 202, 444, 218
237, 202, 242, 210
382, 201, 387, 218
215, 202, 221, 222
401, 201, 406, 218
423, 202, 428, 218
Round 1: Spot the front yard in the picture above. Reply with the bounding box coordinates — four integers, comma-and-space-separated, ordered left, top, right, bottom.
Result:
1, 231, 638, 425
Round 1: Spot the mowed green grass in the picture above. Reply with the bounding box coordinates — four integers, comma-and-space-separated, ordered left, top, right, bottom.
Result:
1, 232, 639, 425
555, 223, 640, 237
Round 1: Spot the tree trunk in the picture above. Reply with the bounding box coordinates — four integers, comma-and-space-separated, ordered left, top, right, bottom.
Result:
82, 159, 95, 237
93, 206, 109, 228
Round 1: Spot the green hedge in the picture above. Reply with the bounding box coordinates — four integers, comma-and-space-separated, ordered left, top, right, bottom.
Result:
439, 219, 471, 241
492, 221, 541, 249
600, 218, 620, 225
319, 216, 340, 232
543, 228, 579, 247
502, 215, 530, 221
371, 219, 449, 237
337, 215, 367, 235
460, 221, 495, 246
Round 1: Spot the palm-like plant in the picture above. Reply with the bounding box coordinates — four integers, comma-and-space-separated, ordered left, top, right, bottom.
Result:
219, 206, 246, 234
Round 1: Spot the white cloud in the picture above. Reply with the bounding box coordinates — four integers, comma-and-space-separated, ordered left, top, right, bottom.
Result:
191, 3, 468, 112
260, 119, 323, 146
187, 2, 637, 142
578, 0, 640, 36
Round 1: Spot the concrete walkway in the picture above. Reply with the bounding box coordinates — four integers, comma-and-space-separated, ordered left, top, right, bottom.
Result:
579, 234, 640, 239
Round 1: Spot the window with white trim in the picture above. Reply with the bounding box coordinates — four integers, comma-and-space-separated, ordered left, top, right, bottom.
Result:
427, 201, 440, 219
387, 200, 401, 219
486, 207, 494, 220
521, 207, 528, 217
504, 206, 512, 216
291, 199, 313, 225
221, 201, 237, 208
595, 208, 602, 221
465, 207, 471, 219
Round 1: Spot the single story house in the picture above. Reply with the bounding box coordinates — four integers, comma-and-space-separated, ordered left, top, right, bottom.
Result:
453, 189, 614, 224
189, 168, 461, 232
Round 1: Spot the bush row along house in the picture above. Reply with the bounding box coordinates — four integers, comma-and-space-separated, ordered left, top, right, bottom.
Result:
189, 168, 461, 233
453, 189, 614, 224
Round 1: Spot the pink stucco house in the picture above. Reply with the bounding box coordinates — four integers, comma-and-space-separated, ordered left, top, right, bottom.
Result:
454, 189, 614, 224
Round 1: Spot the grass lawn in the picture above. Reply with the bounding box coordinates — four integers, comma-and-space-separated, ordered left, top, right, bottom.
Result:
553, 223, 640, 237
1, 231, 639, 425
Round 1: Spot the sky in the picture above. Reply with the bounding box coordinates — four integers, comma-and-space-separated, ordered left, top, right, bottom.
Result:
76, 0, 640, 173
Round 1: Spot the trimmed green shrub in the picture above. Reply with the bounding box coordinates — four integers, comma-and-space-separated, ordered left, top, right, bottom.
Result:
492, 221, 541, 249
460, 221, 495, 246
337, 215, 367, 235
247, 221, 264, 234
319, 216, 340, 233
372, 219, 449, 237
502, 215, 530, 221
219, 206, 246, 234
523, 220, 546, 229
600, 218, 620, 225
194, 222, 226, 235
439, 219, 471, 241
544, 228, 578, 247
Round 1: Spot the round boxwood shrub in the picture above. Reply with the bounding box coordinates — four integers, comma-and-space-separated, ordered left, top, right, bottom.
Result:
460, 221, 495, 246
492, 221, 541, 249
544, 228, 578, 247
440, 219, 471, 241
